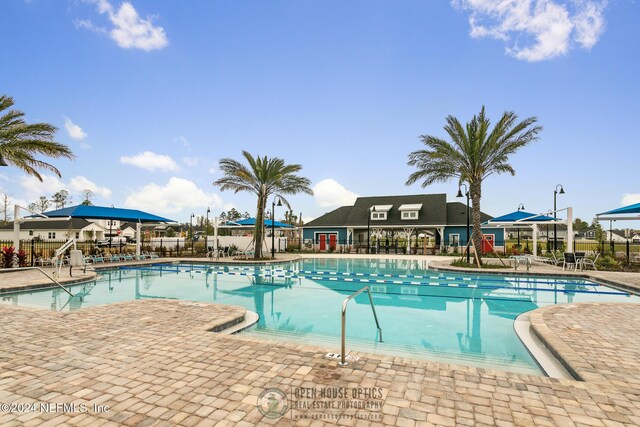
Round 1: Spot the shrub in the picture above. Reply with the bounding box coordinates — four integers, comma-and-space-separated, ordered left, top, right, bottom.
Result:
17, 250, 28, 267
1, 246, 16, 268
596, 255, 620, 271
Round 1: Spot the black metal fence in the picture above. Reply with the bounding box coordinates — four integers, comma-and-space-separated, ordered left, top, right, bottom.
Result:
1, 237, 638, 267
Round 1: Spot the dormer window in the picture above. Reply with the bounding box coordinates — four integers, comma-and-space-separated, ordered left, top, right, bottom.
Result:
370, 205, 392, 221
399, 203, 422, 220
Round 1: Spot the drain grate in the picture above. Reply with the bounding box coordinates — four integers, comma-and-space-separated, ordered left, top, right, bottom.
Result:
325, 352, 360, 362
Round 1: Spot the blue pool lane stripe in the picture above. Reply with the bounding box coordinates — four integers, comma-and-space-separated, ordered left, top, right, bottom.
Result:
119, 265, 625, 295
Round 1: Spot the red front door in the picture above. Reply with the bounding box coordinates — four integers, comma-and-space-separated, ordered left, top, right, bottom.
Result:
329, 234, 337, 251
319, 234, 327, 251
482, 235, 495, 254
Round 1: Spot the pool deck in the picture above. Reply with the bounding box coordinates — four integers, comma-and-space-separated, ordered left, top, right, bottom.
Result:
0, 255, 639, 426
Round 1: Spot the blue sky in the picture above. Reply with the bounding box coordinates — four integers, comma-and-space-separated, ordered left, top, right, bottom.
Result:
1, 0, 639, 226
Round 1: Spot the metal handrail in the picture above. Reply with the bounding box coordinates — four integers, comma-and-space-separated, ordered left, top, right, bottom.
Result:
340, 285, 382, 366
0, 267, 74, 297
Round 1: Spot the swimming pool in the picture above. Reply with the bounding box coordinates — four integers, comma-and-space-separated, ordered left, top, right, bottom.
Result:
2, 258, 637, 375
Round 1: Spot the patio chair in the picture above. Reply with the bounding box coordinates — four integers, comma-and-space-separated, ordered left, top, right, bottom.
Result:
580, 253, 600, 271
109, 253, 122, 262
563, 252, 577, 270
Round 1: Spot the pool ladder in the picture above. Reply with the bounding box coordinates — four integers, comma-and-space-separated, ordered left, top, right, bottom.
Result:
339, 286, 382, 367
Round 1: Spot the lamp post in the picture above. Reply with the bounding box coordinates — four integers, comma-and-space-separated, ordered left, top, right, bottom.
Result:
190, 213, 195, 255
456, 185, 470, 264
271, 196, 282, 259
517, 203, 525, 248
367, 206, 376, 254
205, 207, 210, 255
553, 184, 564, 251
0, 155, 8, 167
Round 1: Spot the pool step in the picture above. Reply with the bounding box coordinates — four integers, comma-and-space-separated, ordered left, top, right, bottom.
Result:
240, 328, 540, 375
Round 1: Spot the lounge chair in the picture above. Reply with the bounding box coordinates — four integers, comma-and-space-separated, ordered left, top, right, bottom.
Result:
91, 254, 105, 263
580, 253, 600, 271
563, 253, 577, 270
109, 253, 121, 262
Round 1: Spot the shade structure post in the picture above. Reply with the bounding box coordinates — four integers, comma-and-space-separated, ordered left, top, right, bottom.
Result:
566, 207, 573, 253
532, 224, 538, 255
136, 222, 142, 257
13, 205, 20, 251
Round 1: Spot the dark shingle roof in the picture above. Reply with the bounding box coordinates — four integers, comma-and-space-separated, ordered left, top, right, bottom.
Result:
304, 194, 449, 228
305, 206, 353, 227
0, 218, 96, 231
345, 194, 447, 226
446, 202, 493, 226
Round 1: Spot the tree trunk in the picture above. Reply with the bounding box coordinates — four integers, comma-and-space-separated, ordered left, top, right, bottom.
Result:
470, 181, 483, 265
254, 193, 266, 259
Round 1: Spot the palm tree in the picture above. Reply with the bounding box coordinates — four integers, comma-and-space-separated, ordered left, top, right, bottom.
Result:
0, 95, 75, 181
406, 107, 541, 264
214, 151, 313, 259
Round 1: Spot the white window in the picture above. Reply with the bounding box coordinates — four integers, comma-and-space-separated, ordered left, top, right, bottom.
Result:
370, 204, 392, 220
371, 211, 387, 220
28, 230, 33, 236
449, 234, 460, 246
48, 232, 56, 239
75, 232, 80, 239
401, 211, 418, 219
399, 204, 422, 220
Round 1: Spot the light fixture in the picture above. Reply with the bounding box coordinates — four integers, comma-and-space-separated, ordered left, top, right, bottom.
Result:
0, 155, 8, 167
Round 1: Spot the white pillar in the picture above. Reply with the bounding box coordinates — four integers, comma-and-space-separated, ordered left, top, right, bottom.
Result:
532, 224, 538, 255
13, 205, 20, 251
567, 207, 573, 253
136, 222, 142, 257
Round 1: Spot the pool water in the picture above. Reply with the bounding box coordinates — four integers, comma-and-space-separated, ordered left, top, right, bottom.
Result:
2, 258, 637, 375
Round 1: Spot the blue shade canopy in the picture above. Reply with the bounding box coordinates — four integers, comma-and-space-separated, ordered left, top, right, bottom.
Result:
40, 205, 175, 223
598, 202, 640, 216
486, 210, 558, 223
225, 218, 294, 228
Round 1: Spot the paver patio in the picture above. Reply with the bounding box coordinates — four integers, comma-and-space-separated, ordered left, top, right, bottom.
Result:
0, 255, 639, 426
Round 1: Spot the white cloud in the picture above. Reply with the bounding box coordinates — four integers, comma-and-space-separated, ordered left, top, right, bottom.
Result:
176, 136, 191, 151
80, 0, 168, 51
312, 179, 358, 208
68, 176, 112, 199
120, 151, 179, 172
63, 117, 88, 141
182, 157, 200, 167
124, 177, 223, 215
19, 174, 112, 203
452, 0, 607, 61
622, 194, 640, 206
20, 175, 66, 200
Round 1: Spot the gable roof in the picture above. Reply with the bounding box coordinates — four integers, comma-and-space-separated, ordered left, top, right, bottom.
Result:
304, 206, 353, 228
346, 194, 448, 226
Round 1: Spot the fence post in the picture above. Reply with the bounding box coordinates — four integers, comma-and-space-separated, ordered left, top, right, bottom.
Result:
30, 239, 35, 267
177, 239, 180, 256
627, 240, 630, 263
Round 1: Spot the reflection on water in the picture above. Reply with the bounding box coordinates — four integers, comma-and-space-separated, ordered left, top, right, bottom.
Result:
2, 259, 637, 374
